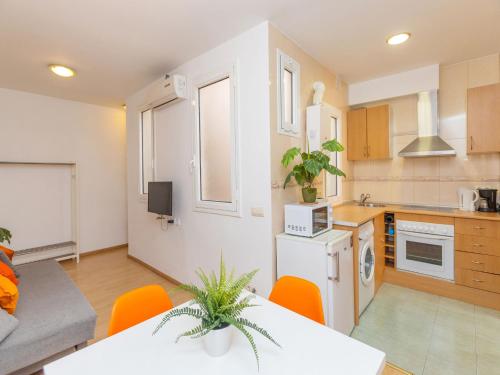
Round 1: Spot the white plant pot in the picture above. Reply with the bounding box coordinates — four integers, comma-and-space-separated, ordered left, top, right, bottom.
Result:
203, 324, 233, 357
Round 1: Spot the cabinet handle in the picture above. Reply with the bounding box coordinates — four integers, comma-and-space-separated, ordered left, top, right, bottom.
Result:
472, 243, 483, 247
334, 252, 340, 282
471, 260, 484, 264
473, 279, 485, 283
473, 226, 485, 230
470, 136, 473, 151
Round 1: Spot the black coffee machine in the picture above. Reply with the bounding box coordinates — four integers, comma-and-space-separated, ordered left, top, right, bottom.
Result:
477, 188, 498, 212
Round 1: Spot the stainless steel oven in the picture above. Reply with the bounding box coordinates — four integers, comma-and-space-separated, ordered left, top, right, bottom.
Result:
396, 220, 454, 281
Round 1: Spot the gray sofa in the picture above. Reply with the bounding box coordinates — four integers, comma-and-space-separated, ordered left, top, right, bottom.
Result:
0, 260, 96, 375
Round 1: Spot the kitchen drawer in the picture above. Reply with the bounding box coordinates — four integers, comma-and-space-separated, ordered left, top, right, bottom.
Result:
455, 218, 500, 238
455, 234, 500, 256
456, 251, 500, 274
456, 268, 500, 294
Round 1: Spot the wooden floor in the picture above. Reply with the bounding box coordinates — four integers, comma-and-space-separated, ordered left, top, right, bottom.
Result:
60, 247, 408, 374
61, 246, 191, 342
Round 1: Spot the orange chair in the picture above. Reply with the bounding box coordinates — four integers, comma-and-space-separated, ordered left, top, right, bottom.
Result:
269, 276, 325, 325
108, 285, 173, 336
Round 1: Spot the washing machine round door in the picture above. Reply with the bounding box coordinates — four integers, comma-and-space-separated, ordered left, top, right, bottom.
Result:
360, 241, 375, 286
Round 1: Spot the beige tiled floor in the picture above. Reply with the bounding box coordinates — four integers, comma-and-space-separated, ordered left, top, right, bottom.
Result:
351, 283, 500, 375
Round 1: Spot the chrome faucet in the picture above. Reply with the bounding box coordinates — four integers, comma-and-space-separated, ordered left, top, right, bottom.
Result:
359, 193, 371, 205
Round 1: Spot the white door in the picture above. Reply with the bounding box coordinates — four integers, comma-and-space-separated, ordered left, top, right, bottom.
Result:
328, 236, 354, 335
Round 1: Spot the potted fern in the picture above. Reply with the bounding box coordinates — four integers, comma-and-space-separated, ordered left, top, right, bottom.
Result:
282, 139, 345, 203
0, 228, 12, 244
153, 257, 280, 368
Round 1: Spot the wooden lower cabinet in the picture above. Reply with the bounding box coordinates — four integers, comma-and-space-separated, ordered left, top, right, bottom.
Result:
455, 217, 500, 238
456, 251, 500, 274
455, 234, 500, 256
455, 268, 500, 294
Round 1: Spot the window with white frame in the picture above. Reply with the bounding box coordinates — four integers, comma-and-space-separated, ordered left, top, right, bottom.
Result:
193, 67, 239, 215
140, 108, 154, 195
277, 50, 300, 136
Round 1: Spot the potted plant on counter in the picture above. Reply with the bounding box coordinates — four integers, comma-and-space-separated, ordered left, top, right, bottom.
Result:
281, 139, 346, 203
153, 257, 280, 369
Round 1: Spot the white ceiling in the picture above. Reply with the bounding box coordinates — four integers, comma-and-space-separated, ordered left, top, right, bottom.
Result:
1, 0, 499, 107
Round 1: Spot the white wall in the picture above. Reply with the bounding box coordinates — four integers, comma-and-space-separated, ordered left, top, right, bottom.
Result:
0, 88, 127, 252
126, 23, 273, 295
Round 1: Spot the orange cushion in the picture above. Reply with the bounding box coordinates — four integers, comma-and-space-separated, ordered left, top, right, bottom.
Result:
0, 245, 14, 261
0, 262, 18, 285
0, 275, 19, 314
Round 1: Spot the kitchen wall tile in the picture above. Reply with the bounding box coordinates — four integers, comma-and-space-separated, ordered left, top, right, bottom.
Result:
352, 180, 371, 201
439, 139, 467, 177
439, 181, 463, 207
370, 160, 392, 178
414, 157, 440, 178
414, 181, 440, 205
353, 160, 373, 177
467, 53, 500, 88
440, 113, 466, 141
389, 181, 414, 204
371, 181, 391, 203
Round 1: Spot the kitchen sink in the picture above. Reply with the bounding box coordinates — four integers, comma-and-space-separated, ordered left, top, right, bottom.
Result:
358, 203, 386, 208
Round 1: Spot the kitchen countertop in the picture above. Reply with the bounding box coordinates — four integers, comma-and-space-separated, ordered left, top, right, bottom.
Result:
333, 202, 500, 227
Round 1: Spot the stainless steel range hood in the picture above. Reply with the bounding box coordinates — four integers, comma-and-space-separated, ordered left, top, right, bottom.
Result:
398, 91, 456, 157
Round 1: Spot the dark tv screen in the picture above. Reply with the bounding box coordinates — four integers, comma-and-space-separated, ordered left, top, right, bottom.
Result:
148, 182, 172, 216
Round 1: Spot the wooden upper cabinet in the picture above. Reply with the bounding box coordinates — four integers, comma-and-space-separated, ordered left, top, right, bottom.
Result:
347, 108, 367, 161
366, 105, 390, 159
347, 104, 390, 161
467, 82, 500, 154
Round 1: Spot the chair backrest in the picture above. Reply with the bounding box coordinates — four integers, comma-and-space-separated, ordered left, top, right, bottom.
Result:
108, 284, 173, 336
269, 276, 325, 325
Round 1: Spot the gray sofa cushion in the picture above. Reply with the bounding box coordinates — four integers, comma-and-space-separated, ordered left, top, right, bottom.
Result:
0, 260, 96, 375
0, 308, 18, 343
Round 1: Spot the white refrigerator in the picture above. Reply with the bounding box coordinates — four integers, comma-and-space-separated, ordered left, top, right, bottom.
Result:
276, 230, 354, 335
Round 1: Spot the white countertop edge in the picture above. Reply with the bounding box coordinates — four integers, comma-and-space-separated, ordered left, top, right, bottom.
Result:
332, 219, 359, 228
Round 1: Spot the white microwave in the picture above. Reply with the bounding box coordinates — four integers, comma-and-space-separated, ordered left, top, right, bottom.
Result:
284, 202, 333, 237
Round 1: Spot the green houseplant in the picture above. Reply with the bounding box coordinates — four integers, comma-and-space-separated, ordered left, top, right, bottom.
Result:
0, 228, 12, 244
282, 139, 346, 203
153, 257, 280, 369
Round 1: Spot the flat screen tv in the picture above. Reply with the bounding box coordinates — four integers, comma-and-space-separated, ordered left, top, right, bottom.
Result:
148, 181, 172, 216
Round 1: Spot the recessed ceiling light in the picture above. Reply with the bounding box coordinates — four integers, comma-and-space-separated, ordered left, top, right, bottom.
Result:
49, 64, 76, 78
386, 33, 411, 45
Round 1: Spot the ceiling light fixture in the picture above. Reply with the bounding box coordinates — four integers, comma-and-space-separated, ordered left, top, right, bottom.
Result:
386, 33, 411, 45
49, 64, 76, 77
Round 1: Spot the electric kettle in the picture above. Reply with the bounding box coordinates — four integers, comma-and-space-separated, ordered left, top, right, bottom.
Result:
458, 188, 479, 211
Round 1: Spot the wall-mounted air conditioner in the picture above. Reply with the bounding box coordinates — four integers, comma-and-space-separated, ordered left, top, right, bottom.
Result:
146, 74, 187, 108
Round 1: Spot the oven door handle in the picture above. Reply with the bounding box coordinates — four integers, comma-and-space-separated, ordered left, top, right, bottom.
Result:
397, 230, 453, 241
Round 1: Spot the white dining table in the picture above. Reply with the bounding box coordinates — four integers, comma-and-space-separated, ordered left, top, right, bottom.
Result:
44, 293, 385, 375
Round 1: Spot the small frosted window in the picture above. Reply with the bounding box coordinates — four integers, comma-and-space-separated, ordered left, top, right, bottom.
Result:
277, 50, 300, 136
198, 78, 232, 203
283, 68, 293, 124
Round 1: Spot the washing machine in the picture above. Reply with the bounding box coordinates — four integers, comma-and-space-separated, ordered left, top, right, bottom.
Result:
358, 220, 375, 316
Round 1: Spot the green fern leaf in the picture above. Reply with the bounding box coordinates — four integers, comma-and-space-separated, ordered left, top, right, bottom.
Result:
237, 317, 281, 348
